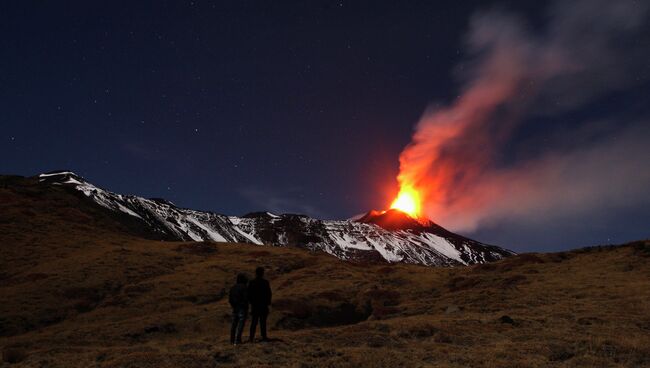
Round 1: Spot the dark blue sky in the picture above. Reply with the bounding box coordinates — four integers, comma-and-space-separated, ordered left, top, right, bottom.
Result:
2, 1, 648, 252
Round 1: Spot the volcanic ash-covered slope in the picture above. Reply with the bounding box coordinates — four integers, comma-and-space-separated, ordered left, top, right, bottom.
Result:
37, 171, 514, 266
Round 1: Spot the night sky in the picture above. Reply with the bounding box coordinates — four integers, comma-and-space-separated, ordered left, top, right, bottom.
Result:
2, 1, 649, 252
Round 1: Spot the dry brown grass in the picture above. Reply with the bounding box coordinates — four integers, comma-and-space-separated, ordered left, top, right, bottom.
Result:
1, 176, 650, 367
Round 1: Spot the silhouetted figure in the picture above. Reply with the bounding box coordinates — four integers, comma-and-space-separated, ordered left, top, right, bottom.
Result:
248, 267, 272, 342
229, 273, 248, 345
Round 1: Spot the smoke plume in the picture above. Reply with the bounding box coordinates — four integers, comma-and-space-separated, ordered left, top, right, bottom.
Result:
397, 0, 650, 234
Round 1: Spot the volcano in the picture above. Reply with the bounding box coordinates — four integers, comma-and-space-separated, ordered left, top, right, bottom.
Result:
31, 171, 514, 266
356, 209, 431, 231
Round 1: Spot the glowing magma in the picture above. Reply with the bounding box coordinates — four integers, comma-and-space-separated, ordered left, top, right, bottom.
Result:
390, 185, 421, 218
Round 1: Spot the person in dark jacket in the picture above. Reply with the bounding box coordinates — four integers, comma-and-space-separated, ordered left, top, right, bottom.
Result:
248, 267, 272, 342
229, 273, 249, 345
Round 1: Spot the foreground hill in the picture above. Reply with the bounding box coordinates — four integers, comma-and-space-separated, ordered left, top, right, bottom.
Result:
1, 175, 650, 367
35, 171, 513, 266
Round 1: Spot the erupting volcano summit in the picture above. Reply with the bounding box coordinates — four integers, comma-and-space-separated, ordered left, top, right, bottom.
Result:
390, 185, 422, 218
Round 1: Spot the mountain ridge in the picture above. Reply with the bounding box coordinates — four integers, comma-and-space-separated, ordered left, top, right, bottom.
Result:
34, 170, 514, 266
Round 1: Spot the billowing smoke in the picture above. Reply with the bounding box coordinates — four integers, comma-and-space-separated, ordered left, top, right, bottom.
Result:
397, 0, 650, 234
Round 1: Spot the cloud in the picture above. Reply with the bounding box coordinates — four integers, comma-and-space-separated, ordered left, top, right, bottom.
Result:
396, 0, 650, 237
437, 121, 650, 232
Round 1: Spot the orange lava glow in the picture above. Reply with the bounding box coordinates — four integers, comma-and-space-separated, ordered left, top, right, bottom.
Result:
390, 185, 421, 218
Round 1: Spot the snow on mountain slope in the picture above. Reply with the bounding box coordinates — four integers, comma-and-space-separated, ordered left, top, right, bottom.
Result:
37, 171, 514, 266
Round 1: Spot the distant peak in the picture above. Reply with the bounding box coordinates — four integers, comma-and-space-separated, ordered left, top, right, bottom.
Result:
38, 171, 87, 185
242, 211, 281, 219
39, 170, 80, 177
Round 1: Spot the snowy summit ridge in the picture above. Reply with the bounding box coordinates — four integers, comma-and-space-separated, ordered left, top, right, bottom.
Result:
38, 171, 514, 266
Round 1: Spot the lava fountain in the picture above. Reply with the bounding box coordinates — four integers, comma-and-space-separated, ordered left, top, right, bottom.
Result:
390, 185, 421, 218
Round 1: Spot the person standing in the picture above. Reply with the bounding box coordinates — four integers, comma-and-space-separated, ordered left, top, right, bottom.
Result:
248, 267, 272, 342
228, 273, 249, 345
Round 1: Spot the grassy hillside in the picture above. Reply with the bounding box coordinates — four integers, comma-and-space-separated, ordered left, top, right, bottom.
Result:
1, 176, 650, 367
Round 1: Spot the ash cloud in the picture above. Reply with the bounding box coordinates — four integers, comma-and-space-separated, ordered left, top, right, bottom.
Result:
398, 0, 650, 241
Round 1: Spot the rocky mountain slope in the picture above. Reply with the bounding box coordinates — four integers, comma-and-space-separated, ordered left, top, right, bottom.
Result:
36, 171, 513, 266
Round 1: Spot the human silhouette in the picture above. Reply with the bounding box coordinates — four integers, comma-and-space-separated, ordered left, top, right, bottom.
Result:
248, 267, 272, 342
228, 273, 248, 345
